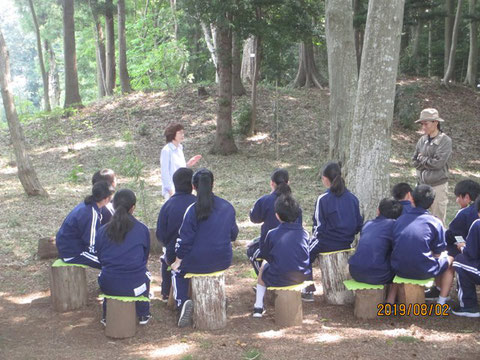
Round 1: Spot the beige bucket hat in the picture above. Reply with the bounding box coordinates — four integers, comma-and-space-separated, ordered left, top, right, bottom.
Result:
415, 108, 444, 123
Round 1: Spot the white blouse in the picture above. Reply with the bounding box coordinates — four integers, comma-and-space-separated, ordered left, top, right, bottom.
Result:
160, 142, 186, 197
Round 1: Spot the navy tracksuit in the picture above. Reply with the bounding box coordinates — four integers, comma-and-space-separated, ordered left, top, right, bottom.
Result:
453, 219, 480, 309
55, 202, 103, 269
100, 202, 115, 225
173, 195, 238, 308
391, 207, 447, 279
399, 200, 413, 215
95, 216, 151, 317
247, 191, 302, 274
260, 223, 311, 287
349, 216, 396, 285
446, 204, 479, 257
156, 192, 196, 298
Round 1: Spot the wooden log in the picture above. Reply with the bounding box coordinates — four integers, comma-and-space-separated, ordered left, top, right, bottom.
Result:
354, 288, 386, 319
49, 264, 88, 312
167, 284, 176, 310
105, 298, 136, 338
318, 251, 354, 305
191, 274, 226, 330
37, 237, 58, 259
397, 283, 425, 305
149, 227, 163, 254
275, 290, 302, 327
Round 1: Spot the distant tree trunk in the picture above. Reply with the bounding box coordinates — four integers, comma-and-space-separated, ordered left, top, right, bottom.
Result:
0, 30, 48, 197
241, 36, 255, 84
62, 0, 82, 108
464, 0, 478, 87
28, 0, 50, 112
346, 0, 405, 221
353, 0, 364, 72
117, 0, 132, 93
248, 35, 261, 136
44, 40, 61, 108
428, 21, 432, 77
200, 21, 218, 83
410, 20, 423, 74
325, 0, 358, 170
444, 0, 454, 73
443, 0, 463, 85
105, 0, 116, 95
231, 32, 246, 96
170, 0, 178, 40
292, 39, 324, 88
89, 0, 107, 98
210, 17, 237, 155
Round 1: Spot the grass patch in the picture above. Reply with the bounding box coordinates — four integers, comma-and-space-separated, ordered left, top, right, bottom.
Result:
395, 336, 418, 344
244, 348, 262, 360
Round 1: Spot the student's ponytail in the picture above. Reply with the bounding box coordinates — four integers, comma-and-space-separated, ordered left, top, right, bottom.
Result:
106, 189, 136, 244
322, 162, 346, 196
192, 168, 214, 221
271, 168, 291, 196
84, 181, 113, 205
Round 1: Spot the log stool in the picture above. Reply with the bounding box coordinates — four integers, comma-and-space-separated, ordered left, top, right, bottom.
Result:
394, 276, 434, 306
267, 281, 313, 327
343, 279, 386, 319
188, 271, 226, 330
100, 294, 150, 339
318, 248, 355, 305
37, 237, 58, 259
49, 259, 88, 312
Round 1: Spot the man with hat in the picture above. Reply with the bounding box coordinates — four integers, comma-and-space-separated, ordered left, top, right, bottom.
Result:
412, 108, 452, 226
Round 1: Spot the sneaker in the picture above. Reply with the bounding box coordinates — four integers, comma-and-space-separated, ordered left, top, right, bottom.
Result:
451, 305, 480, 318
424, 287, 441, 300
160, 294, 169, 303
178, 299, 194, 327
139, 314, 152, 325
253, 307, 266, 318
301, 292, 314, 302
100, 318, 106, 327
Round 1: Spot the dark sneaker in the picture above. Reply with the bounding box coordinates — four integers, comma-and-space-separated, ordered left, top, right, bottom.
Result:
253, 307, 266, 318
301, 292, 314, 302
424, 287, 441, 300
160, 294, 169, 303
139, 314, 152, 325
451, 305, 480, 318
100, 318, 106, 327
178, 299, 194, 327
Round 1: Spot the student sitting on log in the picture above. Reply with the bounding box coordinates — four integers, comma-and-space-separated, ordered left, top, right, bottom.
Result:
391, 184, 452, 305
348, 198, 403, 304
391, 182, 414, 215
252, 193, 310, 317
304, 161, 363, 301
95, 189, 152, 325
56, 181, 114, 269
92, 168, 117, 225
247, 168, 302, 276
171, 169, 239, 327
156, 167, 196, 303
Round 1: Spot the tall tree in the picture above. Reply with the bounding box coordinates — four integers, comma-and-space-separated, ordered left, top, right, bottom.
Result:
118, 0, 132, 93
346, 0, 405, 221
464, 0, 478, 87
444, 0, 454, 73
200, 21, 218, 83
89, 0, 107, 98
105, 0, 116, 95
231, 31, 246, 96
62, 0, 82, 108
45, 40, 61, 107
292, 39, 324, 88
443, 0, 463, 85
0, 28, 48, 197
27, 0, 51, 112
325, 0, 358, 169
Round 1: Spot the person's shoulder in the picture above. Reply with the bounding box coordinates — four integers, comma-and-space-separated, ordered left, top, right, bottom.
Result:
214, 195, 236, 212
132, 217, 149, 232
161, 143, 174, 153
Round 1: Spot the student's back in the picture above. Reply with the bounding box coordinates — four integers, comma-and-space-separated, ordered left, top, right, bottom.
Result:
447, 204, 479, 245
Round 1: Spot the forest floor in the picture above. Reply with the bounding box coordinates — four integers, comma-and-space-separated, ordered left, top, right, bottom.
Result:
1, 78, 480, 360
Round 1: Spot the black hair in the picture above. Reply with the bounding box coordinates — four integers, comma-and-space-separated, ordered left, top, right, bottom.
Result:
173, 167, 194, 194
275, 194, 300, 223
92, 168, 116, 186
106, 189, 136, 244
271, 168, 291, 196
192, 168, 214, 221
322, 161, 345, 196
412, 184, 435, 210
378, 198, 403, 219
391, 182, 413, 201
475, 197, 480, 213
84, 181, 114, 205
454, 180, 480, 201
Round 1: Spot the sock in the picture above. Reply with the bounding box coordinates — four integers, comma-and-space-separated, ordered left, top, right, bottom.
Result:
254, 284, 266, 308
437, 296, 449, 305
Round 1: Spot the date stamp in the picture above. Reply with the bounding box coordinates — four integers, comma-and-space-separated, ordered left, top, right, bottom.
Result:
377, 303, 449, 317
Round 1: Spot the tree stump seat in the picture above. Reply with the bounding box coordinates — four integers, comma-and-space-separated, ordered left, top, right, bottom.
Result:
49, 259, 88, 312
394, 276, 434, 306
344, 279, 386, 319
37, 236, 58, 259
318, 248, 355, 305
267, 281, 313, 327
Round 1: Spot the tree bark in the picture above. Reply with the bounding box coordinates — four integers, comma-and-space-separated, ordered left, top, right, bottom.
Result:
28, 0, 50, 112
191, 275, 227, 330
200, 21, 218, 83
170, 0, 178, 40
118, 0, 132, 93
325, 0, 358, 170
62, 0, 82, 108
442, 0, 463, 85
353, 0, 364, 73
346, 0, 405, 222
210, 17, 237, 155
45, 40, 61, 107
231, 32, 246, 96
410, 20, 423, 74
105, 0, 116, 95
241, 36, 255, 84
292, 40, 324, 88
444, 0, 454, 73
248, 35, 261, 136
89, 0, 107, 98
0, 30, 48, 197
464, 0, 478, 87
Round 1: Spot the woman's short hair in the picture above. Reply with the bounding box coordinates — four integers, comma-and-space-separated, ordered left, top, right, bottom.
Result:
164, 123, 184, 143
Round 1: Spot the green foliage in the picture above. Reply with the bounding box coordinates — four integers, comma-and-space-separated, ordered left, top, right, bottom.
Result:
395, 336, 418, 344
67, 164, 85, 184
394, 84, 421, 129
109, 149, 145, 181
244, 348, 262, 360
233, 101, 252, 135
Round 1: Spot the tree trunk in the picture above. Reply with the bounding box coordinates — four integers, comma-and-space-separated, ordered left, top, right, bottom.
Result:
346, 0, 405, 222
0, 30, 48, 196
353, 0, 363, 73
62, 0, 82, 108
231, 32, 246, 96
410, 20, 423, 74
89, 0, 107, 98
210, 18, 237, 155
118, 0, 132, 93
191, 274, 227, 330
248, 35, 261, 136
170, 0, 178, 40
325, 0, 358, 170
444, 0, 454, 73
200, 21, 218, 83
28, 0, 50, 112
442, 0, 463, 85
464, 0, 478, 87
45, 40, 61, 107
105, 0, 116, 95
241, 36, 255, 84
292, 39, 324, 88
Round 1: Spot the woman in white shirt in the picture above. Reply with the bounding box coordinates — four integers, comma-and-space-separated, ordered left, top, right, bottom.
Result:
160, 124, 201, 199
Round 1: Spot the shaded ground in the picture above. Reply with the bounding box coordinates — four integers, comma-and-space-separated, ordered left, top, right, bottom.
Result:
1, 79, 479, 359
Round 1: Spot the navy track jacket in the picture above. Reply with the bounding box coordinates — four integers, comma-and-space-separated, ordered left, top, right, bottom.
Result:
399, 200, 413, 215
459, 219, 480, 269
446, 204, 479, 246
